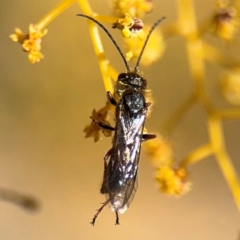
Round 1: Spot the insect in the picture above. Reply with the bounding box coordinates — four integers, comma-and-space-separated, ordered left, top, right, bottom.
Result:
77, 14, 165, 225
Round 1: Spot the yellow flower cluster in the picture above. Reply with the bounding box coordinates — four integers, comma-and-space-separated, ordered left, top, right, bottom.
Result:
10, 24, 47, 63
124, 25, 165, 65
113, 13, 145, 39
143, 136, 191, 196
112, 13, 165, 64
84, 105, 113, 142
156, 165, 191, 196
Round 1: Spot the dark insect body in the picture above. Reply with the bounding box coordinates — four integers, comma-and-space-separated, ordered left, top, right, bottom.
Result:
77, 14, 165, 225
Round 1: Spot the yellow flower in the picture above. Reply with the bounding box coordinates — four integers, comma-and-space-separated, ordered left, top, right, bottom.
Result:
113, 13, 145, 39
112, 0, 153, 18
28, 50, 44, 64
221, 70, 240, 106
10, 24, 47, 63
143, 134, 191, 196
84, 106, 113, 142
9, 28, 27, 43
124, 24, 165, 66
211, 6, 239, 41
155, 165, 192, 196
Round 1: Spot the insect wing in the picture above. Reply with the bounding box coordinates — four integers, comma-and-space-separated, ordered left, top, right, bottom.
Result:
106, 99, 147, 213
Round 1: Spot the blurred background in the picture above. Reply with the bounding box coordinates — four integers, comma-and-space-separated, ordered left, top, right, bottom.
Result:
0, 0, 240, 239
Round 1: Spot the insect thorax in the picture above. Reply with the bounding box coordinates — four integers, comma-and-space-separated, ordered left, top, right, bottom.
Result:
122, 91, 146, 115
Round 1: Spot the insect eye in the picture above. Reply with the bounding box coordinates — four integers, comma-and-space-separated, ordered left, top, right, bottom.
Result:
118, 73, 128, 81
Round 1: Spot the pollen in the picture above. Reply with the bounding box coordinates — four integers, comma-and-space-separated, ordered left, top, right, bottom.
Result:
84, 107, 112, 142
10, 24, 48, 63
112, 0, 153, 18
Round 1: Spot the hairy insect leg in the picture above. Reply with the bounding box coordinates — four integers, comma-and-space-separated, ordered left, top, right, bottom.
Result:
104, 148, 113, 161
100, 149, 113, 194
115, 211, 120, 225
106, 91, 117, 106
90, 199, 111, 226
142, 133, 157, 141
92, 119, 115, 131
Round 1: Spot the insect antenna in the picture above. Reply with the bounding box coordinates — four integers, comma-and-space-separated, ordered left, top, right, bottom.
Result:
77, 14, 131, 72
134, 16, 166, 73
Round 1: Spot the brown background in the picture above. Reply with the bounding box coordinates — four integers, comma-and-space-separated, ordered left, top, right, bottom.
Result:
0, 0, 240, 239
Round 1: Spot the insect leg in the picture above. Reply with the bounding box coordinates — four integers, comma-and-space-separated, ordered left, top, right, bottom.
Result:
104, 148, 113, 161
100, 149, 113, 194
107, 91, 117, 106
92, 119, 115, 131
142, 133, 157, 141
90, 198, 111, 226
115, 211, 120, 225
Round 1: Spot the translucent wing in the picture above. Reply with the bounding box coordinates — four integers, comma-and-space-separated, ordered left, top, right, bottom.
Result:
103, 97, 146, 213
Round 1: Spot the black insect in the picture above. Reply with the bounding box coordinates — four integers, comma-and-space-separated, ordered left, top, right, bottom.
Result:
77, 14, 165, 225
